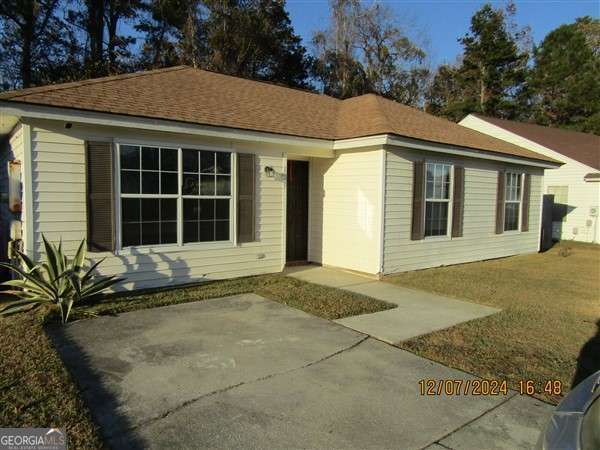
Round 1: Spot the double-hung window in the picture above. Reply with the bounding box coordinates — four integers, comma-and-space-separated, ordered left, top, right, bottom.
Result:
425, 162, 452, 237
181, 149, 231, 243
504, 172, 522, 231
118, 144, 232, 248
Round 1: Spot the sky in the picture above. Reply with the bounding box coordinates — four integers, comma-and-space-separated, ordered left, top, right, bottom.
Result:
285, 0, 600, 67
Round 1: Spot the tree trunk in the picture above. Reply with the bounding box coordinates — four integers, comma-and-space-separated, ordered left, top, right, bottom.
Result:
87, 0, 105, 74
479, 64, 487, 113
106, 3, 118, 72
20, 0, 35, 88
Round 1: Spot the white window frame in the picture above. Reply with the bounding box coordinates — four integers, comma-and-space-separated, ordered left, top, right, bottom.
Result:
423, 161, 454, 239
503, 172, 524, 233
115, 142, 236, 254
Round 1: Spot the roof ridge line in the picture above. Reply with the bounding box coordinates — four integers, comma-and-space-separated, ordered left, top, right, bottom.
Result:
188, 66, 342, 102
0, 66, 189, 100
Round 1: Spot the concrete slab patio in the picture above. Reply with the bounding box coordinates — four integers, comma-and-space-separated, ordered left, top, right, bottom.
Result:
285, 265, 500, 343
50, 294, 551, 449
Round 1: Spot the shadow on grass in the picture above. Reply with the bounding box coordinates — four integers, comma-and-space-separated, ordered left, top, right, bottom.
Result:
572, 319, 600, 389
46, 323, 147, 449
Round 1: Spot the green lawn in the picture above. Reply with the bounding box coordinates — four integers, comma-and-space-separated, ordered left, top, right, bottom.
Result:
0, 273, 394, 447
387, 241, 600, 404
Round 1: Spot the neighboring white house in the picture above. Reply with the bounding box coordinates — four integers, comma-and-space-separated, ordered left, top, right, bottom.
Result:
0, 66, 560, 290
460, 114, 600, 244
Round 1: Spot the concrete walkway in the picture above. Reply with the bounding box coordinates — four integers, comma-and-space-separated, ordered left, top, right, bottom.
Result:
285, 265, 500, 344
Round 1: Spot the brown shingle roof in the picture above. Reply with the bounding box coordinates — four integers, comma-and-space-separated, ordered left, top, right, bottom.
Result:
472, 114, 599, 170
0, 66, 558, 164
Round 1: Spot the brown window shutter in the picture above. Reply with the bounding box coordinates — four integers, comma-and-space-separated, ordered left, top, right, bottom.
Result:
495, 170, 506, 234
237, 153, 256, 243
411, 160, 425, 240
85, 141, 115, 252
521, 173, 531, 232
451, 166, 465, 238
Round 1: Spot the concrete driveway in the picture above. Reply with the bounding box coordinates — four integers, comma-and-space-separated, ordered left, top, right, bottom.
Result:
51, 294, 551, 449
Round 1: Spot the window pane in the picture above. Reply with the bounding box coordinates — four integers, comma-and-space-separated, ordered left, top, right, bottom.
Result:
426, 164, 434, 182
215, 220, 229, 241
200, 175, 215, 195
142, 146, 159, 170
200, 221, 215, 242
141, 222, 160, 245
161, 148, 178, 171
504, 203, 519, 231
182, 173, 199, 195
122, 223, 140, 247
216, 199, 229, 220
426, 180, 434, 198
505, 174, 512, 200
182, 149, 199, 172
432, 165, 439, 198
142, 171, 159, 194
216, 153, 231, 174
184, 199, 199, 221
122, 198, 140, 223
201, 151, 215, 173
425, 201, 448, 237
200, 199, 215, 220
161, 221, 177, 244
141, 198, 159, 222
161, 199, 177, 221
121, 171, 140, 194
120, 145, 139, 170
216, 175, 231, 196
442, 165, 450, 199
183, 221, 198, 243
161, 172, 177, 194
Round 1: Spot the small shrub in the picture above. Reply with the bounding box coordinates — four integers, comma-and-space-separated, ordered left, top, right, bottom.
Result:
0, 235, 124, 323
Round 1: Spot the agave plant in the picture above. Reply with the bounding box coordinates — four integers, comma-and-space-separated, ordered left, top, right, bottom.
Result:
0, 235, 124, 323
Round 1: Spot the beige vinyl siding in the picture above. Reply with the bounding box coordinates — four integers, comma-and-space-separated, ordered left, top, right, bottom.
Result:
383, 148, 543, 274
309, 149, 383, 274
460, 115, 600, 243
29, 120, 286, 291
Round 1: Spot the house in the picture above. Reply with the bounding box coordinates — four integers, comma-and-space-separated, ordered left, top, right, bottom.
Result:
0, 66, 560, 290
460, 114, 600, 244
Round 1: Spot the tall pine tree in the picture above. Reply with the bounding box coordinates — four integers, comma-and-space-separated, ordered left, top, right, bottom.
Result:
529, 17, 600, 133
426, 2, 528, 121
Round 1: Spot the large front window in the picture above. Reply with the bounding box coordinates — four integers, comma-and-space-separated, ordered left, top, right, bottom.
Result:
425, 162, 452, 237
504, 172, 522, 231
119, 144, 232, 248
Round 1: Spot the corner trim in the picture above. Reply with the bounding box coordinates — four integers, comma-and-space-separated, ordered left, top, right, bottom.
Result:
379, 148, 387, 274
21, 123, 34, 259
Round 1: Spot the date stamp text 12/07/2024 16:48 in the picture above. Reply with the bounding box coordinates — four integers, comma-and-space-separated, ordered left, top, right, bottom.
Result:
418, 379, 563, 397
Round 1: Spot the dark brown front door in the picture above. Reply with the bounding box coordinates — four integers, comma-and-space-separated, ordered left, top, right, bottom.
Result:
286, 160, 309, 263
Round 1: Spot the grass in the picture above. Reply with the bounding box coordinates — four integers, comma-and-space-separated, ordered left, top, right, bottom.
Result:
0, 273, 394, 446
387, 241, 600, 404
0, 312, 105, 449
75, 273, 396, 320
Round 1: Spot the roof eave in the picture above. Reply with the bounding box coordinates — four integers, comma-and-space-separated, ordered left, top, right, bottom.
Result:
0, 100, 335, 153
385, 134, 562, 169
0, 100, 561, 168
